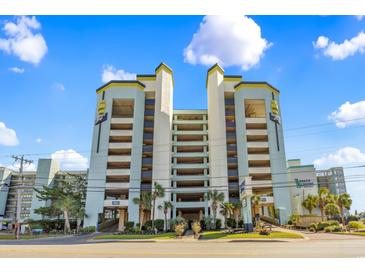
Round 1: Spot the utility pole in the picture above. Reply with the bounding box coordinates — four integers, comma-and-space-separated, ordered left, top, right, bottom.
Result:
12, 155, 33, 240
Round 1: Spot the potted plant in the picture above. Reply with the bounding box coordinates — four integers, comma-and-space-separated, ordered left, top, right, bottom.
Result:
192, 221, 201, 239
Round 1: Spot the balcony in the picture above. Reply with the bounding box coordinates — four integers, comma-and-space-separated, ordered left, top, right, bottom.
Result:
144, 109, 154, 116
104, 199, 128, 208
143, 133, 154, 140
248, 154, 270, 161
225, 110, 235, 116
111, 118, 133, 124
246, 117, 266, 124
105, 182, 130, 190
174, 201, 206, 208
172, 163, 208, 169
144, 121, 154, 128
110, 130, 133, 136
227, 157, 238, 164
172, 141, 208, 146
173, 152, 208, 158
173, 130, 208, 135
247, 142, 269, 148
173, 120, 207, 125
225, 99, 235, 105
141, 170, 152, 179
226, 132, 236, 138
142, 145, 153, 153
249, 167, 271, 174
142, 157, 153, 165
227, 144, 237, 152
246, 129, 268, 136
226, 121, 236, 128
108, 155, 131, 162
251, 180, 272, 188
106, 169, 131, 176
140, 183, 152, 191
228, 182, 239, 189
172, 175, 209, 181
109, 142, 132, 149
228, 169, 238, 177
145, 99, 155, 105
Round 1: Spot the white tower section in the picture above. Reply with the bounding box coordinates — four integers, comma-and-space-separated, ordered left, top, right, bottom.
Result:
206, 64, 229, 208
152, 63, 174, 220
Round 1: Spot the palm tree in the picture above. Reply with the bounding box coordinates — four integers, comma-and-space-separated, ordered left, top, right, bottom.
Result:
72, 205, 87, 233
151, 182, 165, 231
133, 191, 152, 231
232, 202, 242, 228
324, 203, 340, 220
219, 202, 234, 228
251, 194, 261, 220
54, 195, 74, 234
158, 201, 173, 231
302, 194, 318, 215
318, 187, 329, 221
336, 193, 352, 225
205, 190, 225, 229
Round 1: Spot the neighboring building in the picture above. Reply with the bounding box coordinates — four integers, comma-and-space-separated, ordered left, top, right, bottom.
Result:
316, 167, 347, 195
84, 62, 292, 231
287, 159, 319, 216
0, 159, 87, 229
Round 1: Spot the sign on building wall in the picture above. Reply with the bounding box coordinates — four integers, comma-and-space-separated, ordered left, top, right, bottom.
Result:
269, 99, 281, 124
95, 99, 108, 125
295, 178, 314, 188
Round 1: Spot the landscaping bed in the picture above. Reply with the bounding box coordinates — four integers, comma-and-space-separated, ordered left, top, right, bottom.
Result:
199, 230, 304, 240
334, 231, 365, 237
94, 232, 176, 240
0, 234, 51, 240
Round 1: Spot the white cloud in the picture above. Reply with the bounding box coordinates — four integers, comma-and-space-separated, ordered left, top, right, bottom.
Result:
51, 149, 88, 170
314, 146, 365, 167
0, 122, 19, 146
9, 66, 25, 74
0, 16, 48, 65
314, 32, 365, 60
102, 65, 136, 83
329, 100, 365, 128
7, 161, 36, 172
52, 82, 65, 91
355, 15, 364, 21
314, 36, 329, 49
35, 138, 42, 143
183, 15, 271, 70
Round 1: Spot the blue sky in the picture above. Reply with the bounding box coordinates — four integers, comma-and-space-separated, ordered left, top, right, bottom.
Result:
0, 16, 365, 211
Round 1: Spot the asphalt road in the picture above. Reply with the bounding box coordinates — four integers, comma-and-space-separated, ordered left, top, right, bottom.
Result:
1, 233, 365, 257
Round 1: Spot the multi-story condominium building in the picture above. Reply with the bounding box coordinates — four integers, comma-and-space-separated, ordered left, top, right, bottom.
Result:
316, 167, 347, 195
0, 159, 87, 229
84, 63, 292, 231
287, 159, 320, 216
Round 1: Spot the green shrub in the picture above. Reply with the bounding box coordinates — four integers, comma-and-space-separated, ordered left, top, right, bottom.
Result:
202, 216, 213, 230
238, 219, 243, 228
174, 223, 185, 237
347, 221, 365, 230
309, 223, 317, 232
226, 218, 236, 228
125, 221, 134, 231
324, 225, 341, 233
192, 221, 201, 235
170, 217, 187, 230
328, 220, 340, 226
80, 226, 96, 233
317, 221, 331, 231
144, 220, 152, 230
215, 218, 222, 229
154, 219, 165, 231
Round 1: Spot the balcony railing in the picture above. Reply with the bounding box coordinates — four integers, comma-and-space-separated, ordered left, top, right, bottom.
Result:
227, 157, 238, 164
226, 121, 236, 128
142, 157, 153, 165
143, 133, 154, 140
144, 121, 154, 128
145, 99, 155, 105
144, 109, 154, 116
141, 170, 152, 178
142, 145, 153, 152
227, 144, 237, 152
225, 99, 235, 105
228, 169, 238, 177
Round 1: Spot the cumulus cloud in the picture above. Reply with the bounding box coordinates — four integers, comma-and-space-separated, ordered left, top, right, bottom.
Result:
51, 149, 88, 170
102, 65, 136, 83
329, 100, 365, 128
314, 32, 365, 60
52, 82, 65, 91
0, 122, 19, 146
183, 15, 271, 70
314, 147, 365, 167
355, 15, 364, 21
0, 16, 48, 65
9, 66, 24, 73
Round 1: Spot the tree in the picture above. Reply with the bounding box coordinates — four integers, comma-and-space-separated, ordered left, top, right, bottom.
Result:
251, 195, 261, 220
318, 187, 329, 221
34, 173, 87, 234
158, 201, 173, 231
302, 194, 318, 215
324, 203, 340, 220
219, 202, 234, 228
133, 191, 152, 231
337, 193, 352, 225
151, 182, 165, 232
205, 190, 225, 229
232, 202, 242, 228
34, 206, 62, 220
